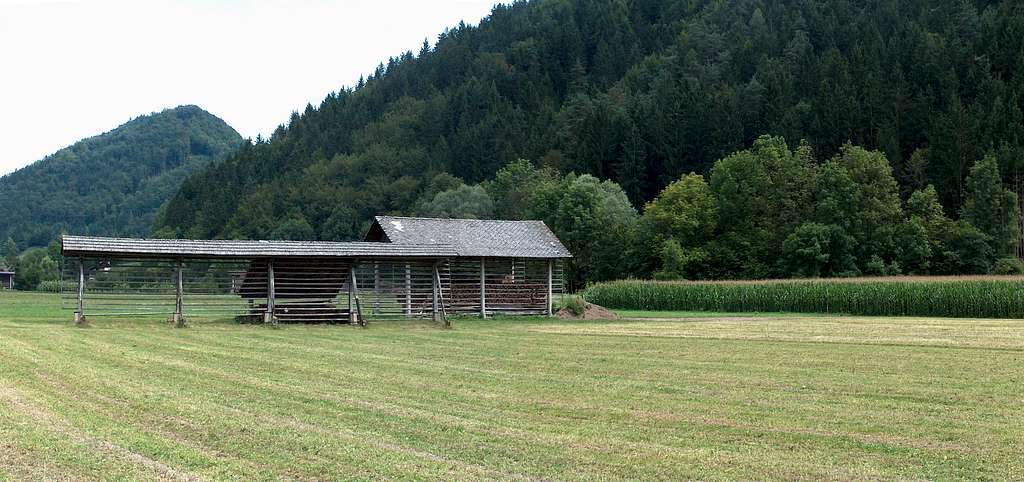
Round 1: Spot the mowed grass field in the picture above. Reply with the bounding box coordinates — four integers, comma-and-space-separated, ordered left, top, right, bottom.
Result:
1, 291, 1023, 480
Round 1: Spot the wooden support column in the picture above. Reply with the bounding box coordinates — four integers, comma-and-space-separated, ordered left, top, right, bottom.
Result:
373, 261, 380, 314
348, 262, 359, 325
404, 263, 412, 317
264, 258, 276, 324
479, 258, 486, 318
74, 257, 86, 326
431, 262, 439, 322
347, 262, 354, 317
174, 258, 186, 327
434, 263, 450, 328
547, 259, 554, 317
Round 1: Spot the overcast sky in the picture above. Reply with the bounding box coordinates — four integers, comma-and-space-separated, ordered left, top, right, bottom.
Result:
0, 0, 497, 176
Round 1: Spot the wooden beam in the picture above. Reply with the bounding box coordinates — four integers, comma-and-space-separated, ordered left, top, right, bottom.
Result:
547, 259, 554, 317
432, 262, 439, 322
434, 263, 450, 328
373, 261, 380, 314
174, 258, 186, 327
348, 262, 354, 320
349, 262, 359, 325
265, 258, 276, 324
74, 257, 86, 326
404, 263, 412, 317
480, 258, 486, 318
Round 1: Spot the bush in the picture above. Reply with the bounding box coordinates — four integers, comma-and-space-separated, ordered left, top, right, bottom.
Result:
559, 295, 586, 316
35, 280, 66, 292
14, 247, 58, 291
992, 257, 1024, 275
583, 277, 1024, 318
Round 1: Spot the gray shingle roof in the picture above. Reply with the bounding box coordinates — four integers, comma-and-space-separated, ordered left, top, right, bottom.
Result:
61, 235, 457, 259
0, 262, 12, 274
370, 216, 571, 258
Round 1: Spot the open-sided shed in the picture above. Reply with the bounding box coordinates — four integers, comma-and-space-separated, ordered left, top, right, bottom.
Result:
60, 216, 570, 326
366, 216, 570, 316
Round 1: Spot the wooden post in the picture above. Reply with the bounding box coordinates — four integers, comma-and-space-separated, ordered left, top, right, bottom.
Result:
74, 257, 86, 326
264, 259, 276, 324
349, 262, 358, 325
434, 264, 450, 328
547, 259, 554, 317
174, 258, 186, 327
347, 262, 353, 318
373, 261, 380, 314
431, 262, 439, 322
479, 258, 486, 318
404, 263, 412, 317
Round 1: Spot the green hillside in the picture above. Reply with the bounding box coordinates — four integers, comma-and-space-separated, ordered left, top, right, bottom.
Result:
0, 105, 242, 248
157, 0, 1024, 243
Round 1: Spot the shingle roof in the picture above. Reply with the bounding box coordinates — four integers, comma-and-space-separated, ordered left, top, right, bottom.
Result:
369, 216, 571, 258
0, 262, 12, 274
61, 235, 457, 259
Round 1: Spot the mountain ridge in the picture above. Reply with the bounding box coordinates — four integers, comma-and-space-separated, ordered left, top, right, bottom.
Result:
0, 105, 243, 248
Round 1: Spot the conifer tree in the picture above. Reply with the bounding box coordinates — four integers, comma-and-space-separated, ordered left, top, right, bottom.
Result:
962, 154, 1020, 256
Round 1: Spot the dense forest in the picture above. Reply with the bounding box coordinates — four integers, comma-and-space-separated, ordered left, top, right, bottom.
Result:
0, 106, 242, 249
146, 0, 1022, 285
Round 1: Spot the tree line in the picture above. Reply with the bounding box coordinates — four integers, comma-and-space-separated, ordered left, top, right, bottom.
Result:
409, 136, 1021, 288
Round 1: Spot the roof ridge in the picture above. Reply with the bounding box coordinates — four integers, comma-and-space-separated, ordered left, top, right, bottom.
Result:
61, 236, 462, 258
377, 215, 548, 223
63, 235, 448, 246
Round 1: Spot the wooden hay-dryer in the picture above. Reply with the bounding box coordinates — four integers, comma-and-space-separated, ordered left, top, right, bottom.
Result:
60, 216, 570, 326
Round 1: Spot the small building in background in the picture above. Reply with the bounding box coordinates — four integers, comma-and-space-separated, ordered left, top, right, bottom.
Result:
0, 263, 13, 289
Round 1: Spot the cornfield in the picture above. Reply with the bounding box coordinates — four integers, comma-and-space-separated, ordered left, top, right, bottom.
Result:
583, 276, 1024, 318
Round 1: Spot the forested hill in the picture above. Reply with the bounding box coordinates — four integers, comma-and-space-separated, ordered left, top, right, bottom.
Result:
0, 105, 242, 248
158, 0, 1024, 243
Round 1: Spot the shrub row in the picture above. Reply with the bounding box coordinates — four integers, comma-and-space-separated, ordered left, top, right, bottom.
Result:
583, 277, 1024, 318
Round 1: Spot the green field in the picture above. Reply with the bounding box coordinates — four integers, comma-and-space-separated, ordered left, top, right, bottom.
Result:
1, 291, 1022, 480
585, 276, 1024, 318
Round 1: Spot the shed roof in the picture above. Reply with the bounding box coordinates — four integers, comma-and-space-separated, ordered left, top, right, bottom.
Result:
367, 216, 571, 258
0, 261, 12, 274
61, 235, 457, 259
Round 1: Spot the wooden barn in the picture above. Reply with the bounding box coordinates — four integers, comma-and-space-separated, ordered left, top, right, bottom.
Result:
60, 217, 570, 326
366, 216, 570, 316
0, 262, 13, 289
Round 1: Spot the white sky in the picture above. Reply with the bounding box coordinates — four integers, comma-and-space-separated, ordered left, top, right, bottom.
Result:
0, 0, 498, 176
